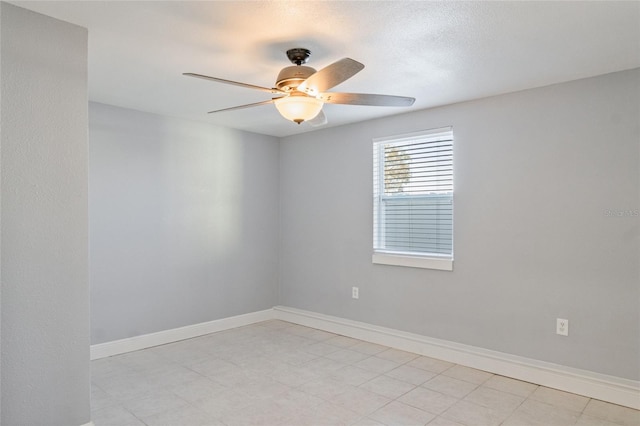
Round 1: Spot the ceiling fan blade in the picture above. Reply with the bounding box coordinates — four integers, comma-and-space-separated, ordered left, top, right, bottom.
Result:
306, 110, 327, 127
319, 92, 415, 107
298, 58, 364, 94
184, 73, 285, 95
207, 99, 278, 114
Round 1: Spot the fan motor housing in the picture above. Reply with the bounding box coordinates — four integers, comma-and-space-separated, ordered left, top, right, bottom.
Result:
275, 65, 316, 91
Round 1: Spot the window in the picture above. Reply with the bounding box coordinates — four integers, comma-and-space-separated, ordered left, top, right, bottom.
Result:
373, 127, 453, 271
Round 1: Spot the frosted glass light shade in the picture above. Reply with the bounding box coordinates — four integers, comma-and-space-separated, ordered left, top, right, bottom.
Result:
274, 95, 323, 124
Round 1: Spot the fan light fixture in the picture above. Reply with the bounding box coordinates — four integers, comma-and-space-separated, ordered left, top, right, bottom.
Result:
184, 47, 415, 126
274, 95, 323, 124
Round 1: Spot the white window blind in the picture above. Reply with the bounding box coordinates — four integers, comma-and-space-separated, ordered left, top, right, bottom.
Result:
373, 127, 453, 262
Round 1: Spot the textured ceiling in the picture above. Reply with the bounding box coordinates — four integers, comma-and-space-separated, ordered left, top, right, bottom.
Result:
10, 1, 640, 137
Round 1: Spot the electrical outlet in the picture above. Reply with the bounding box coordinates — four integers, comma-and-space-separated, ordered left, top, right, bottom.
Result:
556, 318, 569, 336
352, 287, 359, 299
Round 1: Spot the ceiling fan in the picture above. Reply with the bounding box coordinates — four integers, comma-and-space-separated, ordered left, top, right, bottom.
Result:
184, 48, 415, 126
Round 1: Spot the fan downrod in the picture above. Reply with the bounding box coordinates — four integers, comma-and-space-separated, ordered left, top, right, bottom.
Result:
286, 48, 311, 65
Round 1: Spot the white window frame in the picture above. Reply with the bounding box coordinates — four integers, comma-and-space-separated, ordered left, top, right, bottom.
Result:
373, 127, 454, 271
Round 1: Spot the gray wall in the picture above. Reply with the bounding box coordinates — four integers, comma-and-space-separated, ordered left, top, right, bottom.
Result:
89, 102, 280, 344
279, 69, 640, 381
1, 3, 90, 425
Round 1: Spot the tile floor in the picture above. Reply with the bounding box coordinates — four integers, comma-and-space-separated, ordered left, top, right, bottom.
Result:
91, 320, 639, 426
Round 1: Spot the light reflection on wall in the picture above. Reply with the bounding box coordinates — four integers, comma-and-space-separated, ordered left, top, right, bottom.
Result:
90, 102, 280, 344
163, 123, 244, 259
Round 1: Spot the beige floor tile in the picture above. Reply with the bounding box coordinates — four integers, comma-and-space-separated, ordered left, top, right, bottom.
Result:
423, 374, 478, 399
281, 411, 352, 426
331, 365, 381, 386
258, 319, 292, 330
279, 333, 316, 348
270, 388, 325, 412
268, 363, 324, 387
356, 355, 402, 374
375, 348, 420, 364
233, 376, 291, 401
501, 398, 581, 426
304, 341, 343, 356
583, 399, 640, 426
463, 386, 526, 412
576, 414, 626, 426
170, 375, 227, 404
482, 374, 538, 397
325, 348, 372, 364
352, 418, 386, 426
116, 349, 178, 374
92, 405, 146, 426
312, 402, 363, 426
279, 323, 317, 337
188, 357, 237, 377
303, 328, 339, 341
386, 365, 438, 386
325, 335, 361, 348
145, 365, 203, 388
442, 400, 513, 426
441, 365, 494, 385
297, 376, 356, 400
303, 355, 349, 374
351, 341, 390, 355
360, 374, 417, 399
230, 354, 284, 373
208, 364, 264, 387
370, 400, 436, 425
530, 386, 590, 413
192, 389, 253, 419
90, 383, 119, 412
330, 387, 393, 416
427, 416, 465, 426
93, 371, 155, 402
399, 387, 459, 415
150, 342, 212, 365
91, 357, 132, 380
285, 400, 362, 425
220, 397, 293, 426
407, 356, 455, 374
273, 348, 319, 366
121, 389, 190, 419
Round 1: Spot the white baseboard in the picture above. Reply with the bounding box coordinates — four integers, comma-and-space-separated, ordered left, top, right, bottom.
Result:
273, 305, 640, 410
90, 308, 274, 360
79, 422, 95, 426
89, 305, 639, 409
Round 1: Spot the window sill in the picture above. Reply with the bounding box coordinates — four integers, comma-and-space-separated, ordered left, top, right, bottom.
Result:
372, 252, 453, 271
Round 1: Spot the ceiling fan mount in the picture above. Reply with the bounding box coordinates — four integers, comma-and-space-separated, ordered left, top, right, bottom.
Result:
183, 47, 415, 125
286, 47, 311, 65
